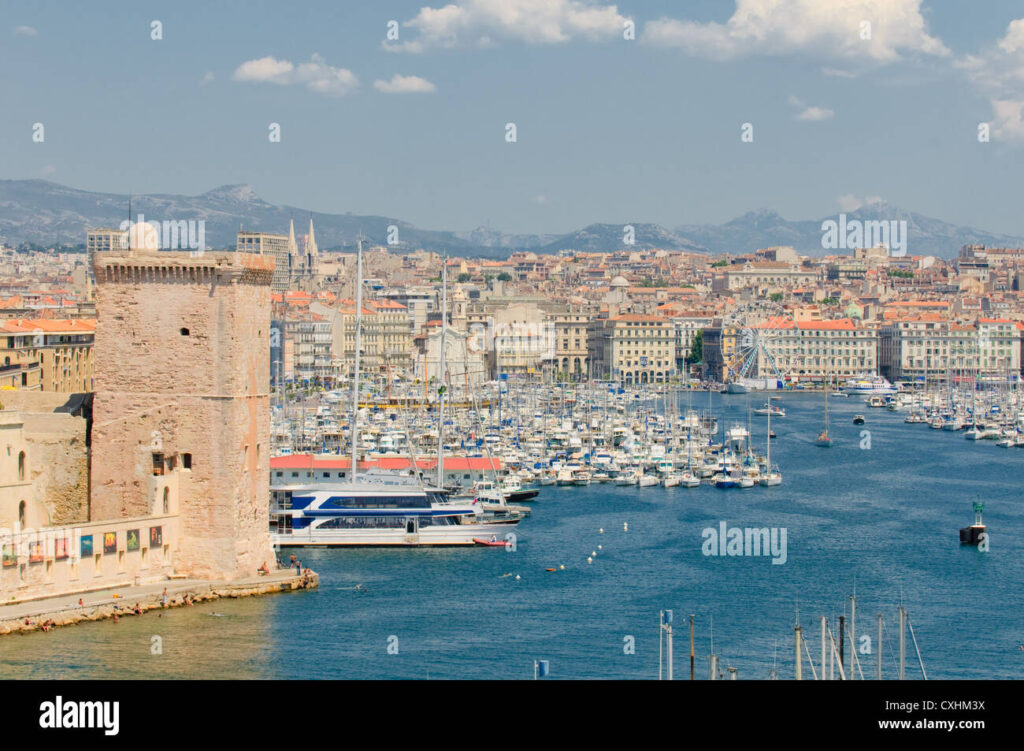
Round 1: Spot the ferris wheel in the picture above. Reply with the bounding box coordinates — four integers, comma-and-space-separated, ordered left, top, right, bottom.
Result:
721, 301, 792, 381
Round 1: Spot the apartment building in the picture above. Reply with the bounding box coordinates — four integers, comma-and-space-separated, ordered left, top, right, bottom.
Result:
551, 306, 590, 379
588, 314, 676, 383
711, 261, 819, 292
768, 319, 877, 381
879, 316, 1021, 382
0, 318, 95, 392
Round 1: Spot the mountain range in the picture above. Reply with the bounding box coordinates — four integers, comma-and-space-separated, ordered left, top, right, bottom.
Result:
1, 179, 1021, 259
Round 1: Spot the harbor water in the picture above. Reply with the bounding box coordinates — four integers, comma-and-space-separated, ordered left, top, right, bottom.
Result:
3, 393, 1021, 680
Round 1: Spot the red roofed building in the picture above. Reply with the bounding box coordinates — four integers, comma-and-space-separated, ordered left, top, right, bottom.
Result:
270, 454, 503, 486
0, 318, 95, 391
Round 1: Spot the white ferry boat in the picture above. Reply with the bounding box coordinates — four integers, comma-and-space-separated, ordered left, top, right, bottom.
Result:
270, 482, 520, 547
843, 375, 898, 396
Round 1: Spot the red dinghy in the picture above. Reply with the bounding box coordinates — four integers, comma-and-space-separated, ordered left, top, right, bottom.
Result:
473, 537, 507, 547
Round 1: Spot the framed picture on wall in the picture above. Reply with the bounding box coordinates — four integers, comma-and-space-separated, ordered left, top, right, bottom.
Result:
150, 526, 162, 547
103, 532, 117, 554
80, 535, 93, 557
1, 544, 14, 567
28, 540, 44, 563
126, 529, 140, 552
55, 536, 69, 560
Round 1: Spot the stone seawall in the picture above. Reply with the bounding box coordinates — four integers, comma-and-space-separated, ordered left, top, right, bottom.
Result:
0, 570, 317, 636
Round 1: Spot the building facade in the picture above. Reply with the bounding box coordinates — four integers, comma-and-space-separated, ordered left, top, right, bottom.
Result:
0, 319, 95, 392
589, 314, 676, 383
879, 317, 1020, 382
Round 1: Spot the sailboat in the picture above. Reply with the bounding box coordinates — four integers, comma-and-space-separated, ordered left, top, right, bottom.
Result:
760, 401, 782, 485
268, 246, 521, 547
816, 367, 833, 447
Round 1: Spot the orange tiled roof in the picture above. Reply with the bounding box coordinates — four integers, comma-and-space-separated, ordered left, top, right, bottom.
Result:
0, 318, 96, 333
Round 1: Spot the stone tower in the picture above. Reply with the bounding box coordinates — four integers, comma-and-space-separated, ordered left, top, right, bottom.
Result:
90, 249, 274, 580
452, 285, 468, 332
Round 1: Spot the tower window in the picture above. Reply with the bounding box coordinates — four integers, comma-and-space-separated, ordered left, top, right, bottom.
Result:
181, 452, 192, 470
180, 328, 190, 336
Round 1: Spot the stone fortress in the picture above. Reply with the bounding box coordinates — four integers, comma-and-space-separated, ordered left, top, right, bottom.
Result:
1, 248, 277, 600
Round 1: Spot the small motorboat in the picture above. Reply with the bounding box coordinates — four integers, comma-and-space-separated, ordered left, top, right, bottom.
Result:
853, 414, 866, 425
473, 537, 508, 547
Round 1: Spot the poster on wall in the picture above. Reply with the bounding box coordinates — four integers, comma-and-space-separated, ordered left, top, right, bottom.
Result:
126, 529, 140, 552
28, 540, 44, 563
55, 536, 69, 560
1, 544, 14, 567
149, 526, 163, 547
103, 532, 117, 554
80, 535, 93, 557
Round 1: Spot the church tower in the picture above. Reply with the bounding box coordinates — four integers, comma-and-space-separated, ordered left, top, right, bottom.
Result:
452, 285, 468, 332
286, 218, 299, 285
90, 249, 275, 580
303, 216, 319, 281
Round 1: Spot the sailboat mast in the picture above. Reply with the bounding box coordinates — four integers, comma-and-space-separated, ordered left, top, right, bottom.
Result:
437, 254, 448, 489
350, 236, 364, 485
850, 591, 857, 680
898, 605, 906, 680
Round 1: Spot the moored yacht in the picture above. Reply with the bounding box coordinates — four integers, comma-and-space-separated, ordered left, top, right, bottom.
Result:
270, 482, 519, 546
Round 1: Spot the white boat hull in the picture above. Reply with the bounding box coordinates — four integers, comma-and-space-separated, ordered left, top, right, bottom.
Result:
273, 521, 520, 547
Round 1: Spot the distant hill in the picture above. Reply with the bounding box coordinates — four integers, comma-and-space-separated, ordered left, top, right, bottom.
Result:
1, 179, 1021, 259
535, 223, 706, 254
675, 203, 1024, 258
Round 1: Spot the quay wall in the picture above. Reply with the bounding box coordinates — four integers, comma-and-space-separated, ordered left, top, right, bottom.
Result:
0, 571, 317, 636
0, 513, 178, 604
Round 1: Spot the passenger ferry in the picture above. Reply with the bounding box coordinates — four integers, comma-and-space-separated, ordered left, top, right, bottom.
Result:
270, 481, 520, 547
843, 375, 898, 396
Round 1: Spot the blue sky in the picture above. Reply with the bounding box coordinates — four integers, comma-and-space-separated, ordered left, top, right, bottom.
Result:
3, 0, 1024, 236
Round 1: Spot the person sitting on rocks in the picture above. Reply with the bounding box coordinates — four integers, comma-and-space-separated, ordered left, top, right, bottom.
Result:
257, 561, 270, 575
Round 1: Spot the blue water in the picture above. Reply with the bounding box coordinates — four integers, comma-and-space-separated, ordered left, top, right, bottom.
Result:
3, 393, 1022, 680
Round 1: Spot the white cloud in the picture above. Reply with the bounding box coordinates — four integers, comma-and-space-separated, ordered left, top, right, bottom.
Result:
796, 106, 834, 121
997, 19, 1024, 54
643, 0, 948, 63
374, 74, 437, 94
955, 18, 1024, 142
990, 99, 1024, 142
837, 194, 884, 212
233, 54, 358, 96
385, 0, 629, 53
788, 96, 834, 121
13, 25, 37, 36
822, 67, 857, 79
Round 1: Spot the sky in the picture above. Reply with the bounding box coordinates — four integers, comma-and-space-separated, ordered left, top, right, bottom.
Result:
3, 0, 1024, 237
